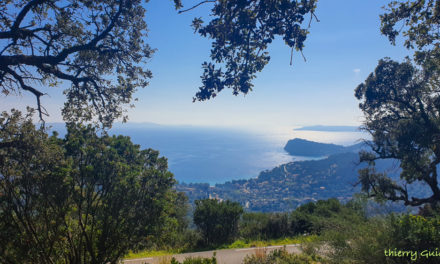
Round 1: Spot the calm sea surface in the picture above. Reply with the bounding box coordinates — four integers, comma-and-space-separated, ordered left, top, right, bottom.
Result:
50, 123, 367, 184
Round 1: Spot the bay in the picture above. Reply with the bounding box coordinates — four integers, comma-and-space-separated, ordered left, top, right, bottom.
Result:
48, 123, 368, 185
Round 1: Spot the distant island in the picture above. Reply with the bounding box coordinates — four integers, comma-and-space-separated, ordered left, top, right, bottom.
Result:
294, 125, 359, 132
284, 138, 366, 156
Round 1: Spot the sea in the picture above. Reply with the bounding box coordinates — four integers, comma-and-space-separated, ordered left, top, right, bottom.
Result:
49, 123, 367, 185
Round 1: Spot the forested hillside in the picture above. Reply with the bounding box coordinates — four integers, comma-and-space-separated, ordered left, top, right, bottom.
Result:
178, 151, 397, 212
284, 138, 366, 156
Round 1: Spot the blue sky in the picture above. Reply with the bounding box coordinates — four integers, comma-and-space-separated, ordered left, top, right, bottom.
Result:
1, 0, 411, 132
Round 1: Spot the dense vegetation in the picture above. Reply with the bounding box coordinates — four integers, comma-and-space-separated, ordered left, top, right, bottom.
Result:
242, 248, 323, 264
1, 0, 440, 263
355, 0, 440, 209
193, 199, 243, 246
0, 1, 319, 262
0, 110, 186, 263
177, 149, 413, 212
128, 197, 440, 263
283, 138, 364, 157
239, 198, 365, 240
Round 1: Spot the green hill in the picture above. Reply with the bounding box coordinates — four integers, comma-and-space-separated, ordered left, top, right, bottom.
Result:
284, 138, 366, 156
178, 139, 430, 212
178, 152, 370, 212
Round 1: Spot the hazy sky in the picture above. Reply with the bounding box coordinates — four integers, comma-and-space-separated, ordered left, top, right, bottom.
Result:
1, 0, 411, 131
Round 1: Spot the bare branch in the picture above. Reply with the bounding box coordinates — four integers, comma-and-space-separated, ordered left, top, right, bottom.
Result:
178, 0, 216, 14
0, 65, 47, 120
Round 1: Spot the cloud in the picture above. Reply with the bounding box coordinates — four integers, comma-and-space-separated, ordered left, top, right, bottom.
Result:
353, 68, 361, 74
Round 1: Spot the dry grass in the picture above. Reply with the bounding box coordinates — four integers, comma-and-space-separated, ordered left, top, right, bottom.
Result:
253, 247, 267, 259
155, 255, 172, 264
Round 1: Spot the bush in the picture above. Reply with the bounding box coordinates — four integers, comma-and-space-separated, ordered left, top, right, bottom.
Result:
0, 112, 180, 263
171, 253, 217, 264
290, 198, 365, 236
323, 216, 390, 264
323, 214, 440, 264
240, 212, 272, 240
242, 248, 323, 264
240, 212, 294, 240
193, 199, 243, 246
239, 198, 366, 243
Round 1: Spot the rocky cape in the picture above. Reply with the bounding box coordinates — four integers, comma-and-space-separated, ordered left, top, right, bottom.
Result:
177, 139, 425, 212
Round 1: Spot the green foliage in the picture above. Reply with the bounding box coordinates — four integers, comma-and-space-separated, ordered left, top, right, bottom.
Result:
242, 248, 323, 264
193, 199, 243, 246
320, 213, 440, 264
0, 0, 153, 126
0, 109, 68, 264
390, 214, 440, 253
183, 0, 318, 101
0, 109, 180, 263
240, 212, 291, 240
380, 0, 440, 68
319, 215, 385, 264
179, 152, 376, 212
148, 191, 193, 250
284, 138, 348, 156
238, 198, 365, 243
355, 57, 440, 207
381, 0, 439, 49
1, 0, 321, 126
291, 198, 364, 235
357, 0, 440, 208
240, 212, 272, 240
222, 236, 315, 250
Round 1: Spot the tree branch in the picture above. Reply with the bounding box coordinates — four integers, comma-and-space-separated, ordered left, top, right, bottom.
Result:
1, 65, 47, 120
178, 0, 216, 14
11, 0, 46, 35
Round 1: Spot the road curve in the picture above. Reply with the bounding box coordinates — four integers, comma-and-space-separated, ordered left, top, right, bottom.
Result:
123, 244, 302, 264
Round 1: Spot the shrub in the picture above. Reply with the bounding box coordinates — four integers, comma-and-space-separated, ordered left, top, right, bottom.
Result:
193, 199, 243, 246
242, 248, 323, 264
324, 214, 440, 264
290, 198, 365, 236
0, 113, 179, 263
240, 212, 292, 240
171, 253, 217, 264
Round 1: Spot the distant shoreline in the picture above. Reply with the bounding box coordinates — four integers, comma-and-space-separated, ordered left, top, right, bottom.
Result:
294, 125, 360, 132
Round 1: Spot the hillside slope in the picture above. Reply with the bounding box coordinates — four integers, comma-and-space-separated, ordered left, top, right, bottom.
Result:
178, 152, 377, 212
283, 138, 366, 156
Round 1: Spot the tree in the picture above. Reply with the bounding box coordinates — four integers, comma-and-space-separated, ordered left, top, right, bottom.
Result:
193, 198, 243, 246
0, 0, 318, 126
0, 0, 153, 126
0, 109, 68, 264
0, 109, 179, 263
380, 0, 439, 68
356, 0, 440, 207
355, 58, 440, 207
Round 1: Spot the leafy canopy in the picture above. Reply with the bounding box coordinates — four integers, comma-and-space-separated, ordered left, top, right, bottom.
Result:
381, 0, 440, 50
0, 0, 318, 126
0, 109, 179, 263
380, 0, 440, 68
185, 0, 318, 101
0, 0, 153, 127
356, 58, 440, 207
356, 0, 440, 207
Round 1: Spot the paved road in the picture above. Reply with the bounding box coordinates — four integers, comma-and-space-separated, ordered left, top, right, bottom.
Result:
123, 244, 302, 264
